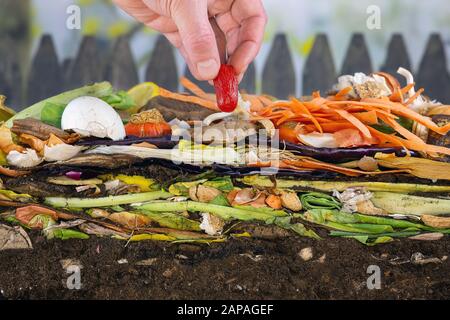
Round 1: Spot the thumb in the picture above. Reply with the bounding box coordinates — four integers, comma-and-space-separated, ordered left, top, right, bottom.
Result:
171, 1, 220, 80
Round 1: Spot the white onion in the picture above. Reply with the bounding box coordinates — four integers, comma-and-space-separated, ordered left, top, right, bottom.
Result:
44, 144, 84, 162
7, 149, 43, 168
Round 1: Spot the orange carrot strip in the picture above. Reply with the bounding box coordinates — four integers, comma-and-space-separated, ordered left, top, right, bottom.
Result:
244, 95, 264, 113
259, 95, 276, 106
292, 98, 323, 133
367, 127, 408, 150
390, 86, 404, 103
328, 107, 372, 138
335, 86, 353, 98
276, 110, 296, 126
327, 100, 392, 110
401, 83, 415, 95
280, 159, 408, 177
379, 115, 425, 145
159, 88, 219, 111
180, 77, 212, 100
404, 88, 424, 106
362, 98, 450, 135
352, 111, 378, 125
304, 122, 355, 133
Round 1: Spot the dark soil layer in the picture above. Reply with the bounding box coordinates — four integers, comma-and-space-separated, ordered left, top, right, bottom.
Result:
1, 233, 449, 300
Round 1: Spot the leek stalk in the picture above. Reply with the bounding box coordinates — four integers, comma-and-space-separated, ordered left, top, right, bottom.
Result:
45, 191, 172, 208
240, 176, 450, 194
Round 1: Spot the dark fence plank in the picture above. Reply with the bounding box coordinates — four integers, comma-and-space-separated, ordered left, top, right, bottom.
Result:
0, 36, 22, 109
303, 33, 336, 95
417, 33, 450, 103
341, 33, 373, 75
240, 61, 256, 94
62, 58, 73, 86
146, 35, 178, 91
104, 36, 138, 90
26, 34, 63, 105
66, 36, 104, 89
262, 33, 296, 99
380, 33, 411, 86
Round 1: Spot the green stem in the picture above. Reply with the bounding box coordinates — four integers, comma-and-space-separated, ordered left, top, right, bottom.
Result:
45, 191, 172, 208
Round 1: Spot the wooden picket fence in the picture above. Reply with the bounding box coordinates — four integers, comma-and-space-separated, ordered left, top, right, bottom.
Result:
0, 32, 449, 111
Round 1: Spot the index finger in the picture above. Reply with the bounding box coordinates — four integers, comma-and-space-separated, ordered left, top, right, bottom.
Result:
227, 0, 267, 75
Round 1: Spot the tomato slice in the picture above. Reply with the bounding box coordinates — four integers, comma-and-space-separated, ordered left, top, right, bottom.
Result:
213, 64, 238, 113
278, 125, 299, 144
125, 122, 171, 138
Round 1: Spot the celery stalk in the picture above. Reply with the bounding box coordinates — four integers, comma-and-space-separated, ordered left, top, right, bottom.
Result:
371, 192, 450, 216
45, 191, 172, 208
240, 176, 450, 194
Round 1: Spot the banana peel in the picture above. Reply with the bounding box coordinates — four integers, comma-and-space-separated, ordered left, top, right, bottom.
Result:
0, 96, 16, 123
374, 152, 450, 180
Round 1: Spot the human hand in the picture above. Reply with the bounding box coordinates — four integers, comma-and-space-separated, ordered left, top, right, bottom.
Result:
113, 0, 267, 81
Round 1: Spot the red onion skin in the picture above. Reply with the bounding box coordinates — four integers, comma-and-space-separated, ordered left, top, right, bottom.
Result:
65, 171, 82, 180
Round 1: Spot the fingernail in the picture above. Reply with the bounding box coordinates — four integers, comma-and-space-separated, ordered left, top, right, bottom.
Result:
197, 59, 219, 80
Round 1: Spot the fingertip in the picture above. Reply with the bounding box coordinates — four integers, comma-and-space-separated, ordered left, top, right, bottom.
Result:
195, 58, 220, 81
237, 73, 244, 84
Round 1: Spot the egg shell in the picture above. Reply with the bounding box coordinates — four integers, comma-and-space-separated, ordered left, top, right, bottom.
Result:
61, 96, 126, 141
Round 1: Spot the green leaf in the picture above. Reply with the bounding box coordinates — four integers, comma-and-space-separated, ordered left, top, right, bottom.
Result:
329, 230, 419, 238
371, 116, 413, 134
0, 189, 33, 202
204, 176, 234, 192
168, 179, 207, 196
28, 214, 55, 229
49, 229, 90, 240
109, 205, 125, 212
0, 150, 7, 166
40, 102, 66, 128
300, 192, 341, 210
273, 216, 321, 239
344, 235, 394, 246
122, 233, 176, 242
101, 91, 135, 110
137, 200, 287, 222
138, 210, 201, 231
209, 194, 230, 207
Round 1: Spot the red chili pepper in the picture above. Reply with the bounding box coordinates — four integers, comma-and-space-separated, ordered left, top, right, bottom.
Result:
213, 64, 238, 113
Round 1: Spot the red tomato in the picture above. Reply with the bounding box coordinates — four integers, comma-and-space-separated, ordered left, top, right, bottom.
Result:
125, 122, 172, 138
213, 64, 238, 113
278, 126, 299, 144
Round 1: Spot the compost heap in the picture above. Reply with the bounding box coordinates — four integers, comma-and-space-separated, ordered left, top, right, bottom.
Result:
1, 68, 450, 246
